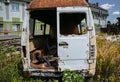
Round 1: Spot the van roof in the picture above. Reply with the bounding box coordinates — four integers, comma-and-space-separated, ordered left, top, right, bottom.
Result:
28, 0, 88, 10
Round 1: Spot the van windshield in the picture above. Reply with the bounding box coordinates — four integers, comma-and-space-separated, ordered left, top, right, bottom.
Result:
60, 13, 87, 35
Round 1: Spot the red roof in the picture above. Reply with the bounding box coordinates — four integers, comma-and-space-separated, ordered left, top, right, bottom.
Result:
28, 0, 88, 10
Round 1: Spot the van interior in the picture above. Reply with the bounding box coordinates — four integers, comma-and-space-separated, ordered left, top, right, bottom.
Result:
29, 9, 87, 71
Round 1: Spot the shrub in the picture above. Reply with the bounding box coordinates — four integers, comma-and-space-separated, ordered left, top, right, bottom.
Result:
62, 69, 84, 82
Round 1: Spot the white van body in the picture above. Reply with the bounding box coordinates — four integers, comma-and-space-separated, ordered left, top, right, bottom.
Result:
21, 6, 96, 77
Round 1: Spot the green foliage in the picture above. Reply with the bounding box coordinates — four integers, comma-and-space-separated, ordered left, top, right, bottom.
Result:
62, 69, 84, 82
0, 41, 43, 82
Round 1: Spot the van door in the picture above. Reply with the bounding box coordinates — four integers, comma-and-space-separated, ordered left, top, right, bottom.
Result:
57, 12, 89, 71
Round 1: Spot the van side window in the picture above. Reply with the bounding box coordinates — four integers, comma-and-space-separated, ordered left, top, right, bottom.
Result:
34, 20, 50, 36
60, 13, 87, 35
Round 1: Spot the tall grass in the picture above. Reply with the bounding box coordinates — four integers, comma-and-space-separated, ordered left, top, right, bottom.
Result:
0, 42, 43, 82
93, 38, 120, 82
1, 34, 120, 82
0, 41, 83, 82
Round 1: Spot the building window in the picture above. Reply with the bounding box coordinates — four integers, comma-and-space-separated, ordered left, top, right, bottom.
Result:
0, 1, 2, 10
0, 24, 3, 33
12, 24, 20, 32
11, 2, 19, 12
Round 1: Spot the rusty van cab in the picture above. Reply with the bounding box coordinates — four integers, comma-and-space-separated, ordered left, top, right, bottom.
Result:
21, 0, 96, 77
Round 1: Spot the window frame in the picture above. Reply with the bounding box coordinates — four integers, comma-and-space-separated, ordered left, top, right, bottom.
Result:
11, 2, 19, 12
12, 24, 20, 32
0, 24, 3, 32
59, 12, 88, 35
0, 1, 3, 10
33, 19, 50, 36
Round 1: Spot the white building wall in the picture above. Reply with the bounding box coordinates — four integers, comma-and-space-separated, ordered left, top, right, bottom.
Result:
92, 14, 107, 27
90, 4, 108, 27
0, 2, 6, 20
94, 19, 99, 25
0, 1, 27, 22
100, 19, 106, 27
0, 0, 29, 35
9, 1, 25, 22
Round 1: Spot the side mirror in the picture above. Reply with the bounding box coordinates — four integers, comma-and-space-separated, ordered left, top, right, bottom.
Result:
88, 26, 93, 31
88, 28, 93, 31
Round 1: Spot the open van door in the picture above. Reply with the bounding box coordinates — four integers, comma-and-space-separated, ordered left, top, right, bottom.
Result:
57, 7, 96, 76
57, 7, 89, 71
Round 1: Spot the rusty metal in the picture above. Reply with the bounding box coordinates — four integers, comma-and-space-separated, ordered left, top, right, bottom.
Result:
28, 0, 88, 9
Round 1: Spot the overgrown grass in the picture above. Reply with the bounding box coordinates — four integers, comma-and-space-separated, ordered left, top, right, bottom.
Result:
0, 41, 84, 82
1, 33, 120, 82
0, 42, 43, 82
92, 37, 120, 82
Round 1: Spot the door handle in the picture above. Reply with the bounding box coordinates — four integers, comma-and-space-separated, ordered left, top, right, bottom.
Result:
59, 41, 68, 46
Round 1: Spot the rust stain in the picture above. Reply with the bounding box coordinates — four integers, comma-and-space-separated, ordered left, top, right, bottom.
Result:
28, 0, 88, 9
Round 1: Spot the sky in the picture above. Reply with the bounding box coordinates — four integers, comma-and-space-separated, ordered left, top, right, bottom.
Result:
89, 0, 120, 23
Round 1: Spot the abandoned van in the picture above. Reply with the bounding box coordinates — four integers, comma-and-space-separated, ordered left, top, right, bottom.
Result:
21, 0, 96, 77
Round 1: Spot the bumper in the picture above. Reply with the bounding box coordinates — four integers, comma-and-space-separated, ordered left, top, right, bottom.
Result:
23, 70, 62, 77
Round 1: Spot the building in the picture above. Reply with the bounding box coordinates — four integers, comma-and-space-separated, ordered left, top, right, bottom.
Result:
86, 0, 108, 28
90, 3, 108, 28
0, 0, 108, 35
0, 0, 30, 35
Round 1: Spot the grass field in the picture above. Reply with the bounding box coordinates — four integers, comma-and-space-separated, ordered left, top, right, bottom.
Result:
1, 33, 120, 82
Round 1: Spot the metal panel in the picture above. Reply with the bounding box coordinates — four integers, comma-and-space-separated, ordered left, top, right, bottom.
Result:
58, 36, 89, 60
57, 7, 90, 71
59, 59, 89, 71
